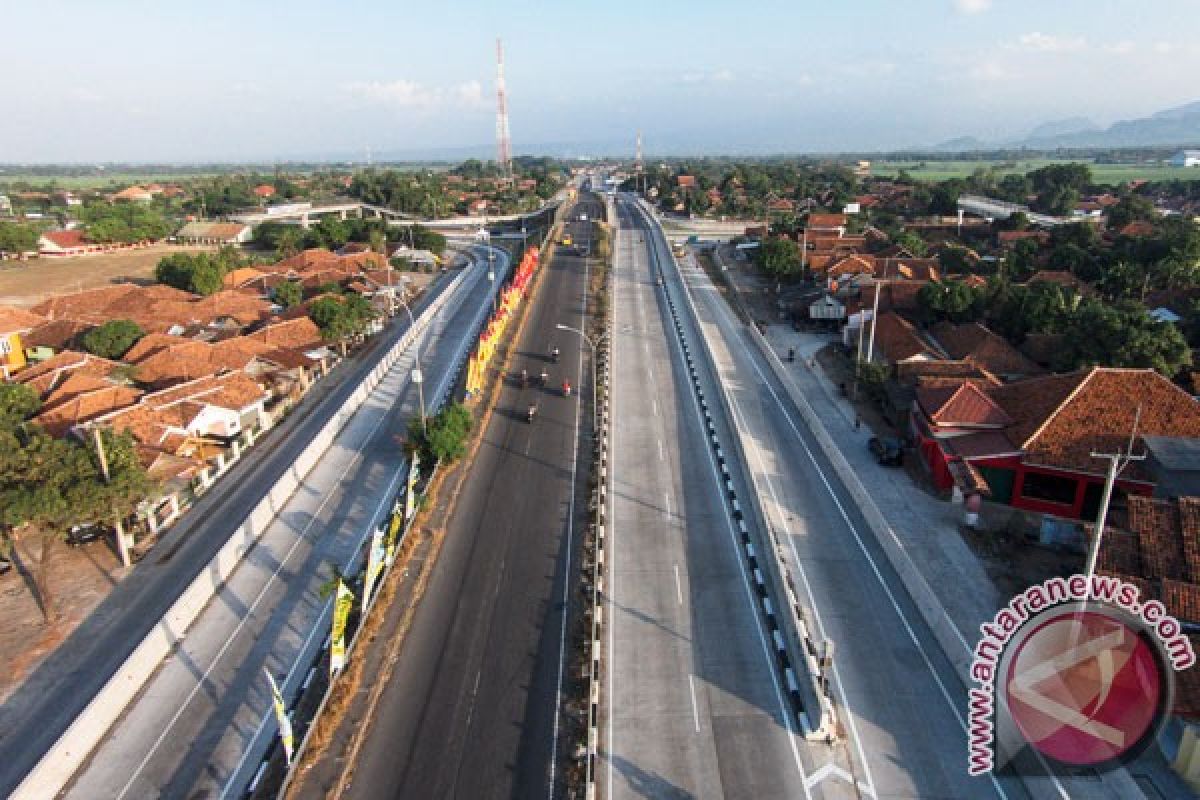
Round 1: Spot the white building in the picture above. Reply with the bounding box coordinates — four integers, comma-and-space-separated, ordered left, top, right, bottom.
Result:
1169, 150, 1200, 167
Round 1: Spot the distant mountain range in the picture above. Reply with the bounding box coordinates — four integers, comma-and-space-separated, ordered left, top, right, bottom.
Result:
931, 101, 1200, 151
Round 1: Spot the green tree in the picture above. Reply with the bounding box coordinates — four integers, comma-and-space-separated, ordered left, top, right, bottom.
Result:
758, 236, 803, 278
0, 383, 40, 426
0, 425, 152, 621
272, 281, 303, 309
81, 319, 144, 359
407, 402, 473, 464
917, 280, 986, 324
893, 231, 929, 257
1106, 194, 1156, 231
0, 221, 40, 254
1059, 300, 1191, 376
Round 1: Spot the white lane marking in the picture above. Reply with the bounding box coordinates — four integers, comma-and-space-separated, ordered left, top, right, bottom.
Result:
663, 492, 671, 520
804, 762, 872, 794
125, 413, 412, 800
658, 439, 665, 461
633, 200, 811, 794
652, 399, 658, 417
548, 238, 590, 799
690, 257, 1015, 799
688, 674, 701, 733
674, 564, 683, 606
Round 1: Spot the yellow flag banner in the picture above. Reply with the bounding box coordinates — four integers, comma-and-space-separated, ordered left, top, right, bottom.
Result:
361, 527, 386, 615
264, 669, 294, 766
405, 451, 421, 521
330, 579, 353, 675
384, 498, 404, 567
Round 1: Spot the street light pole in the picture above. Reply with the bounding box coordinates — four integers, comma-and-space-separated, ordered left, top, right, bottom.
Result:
556, 323, 596, 433
396, 298, 427, 435
487, 248, 497, 315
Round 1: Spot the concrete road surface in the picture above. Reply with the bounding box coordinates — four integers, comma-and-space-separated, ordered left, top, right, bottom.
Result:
645, 197, 1044, 799
605, 196, 822, 800
329, 197, 602, 800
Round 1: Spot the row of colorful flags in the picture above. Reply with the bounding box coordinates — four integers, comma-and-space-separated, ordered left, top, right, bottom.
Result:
269, 451, 426, 769
466, 247, 541, 397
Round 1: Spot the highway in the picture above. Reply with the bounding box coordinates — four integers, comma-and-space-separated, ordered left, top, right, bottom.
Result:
0, 248, 505, 799
0, 250, 472, 798
319, 195, 603, 799
639, 195, 1036, 799
605, 196, 817, 799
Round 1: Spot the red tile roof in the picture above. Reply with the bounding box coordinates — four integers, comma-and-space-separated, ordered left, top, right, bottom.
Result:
33, 385, 143, 436
0, 305, 46, 334
989, 368, 1200, 478
917, 381, 1013, 427
931, 322, 1044, 379
871, 311, 935, 363
806, 213, 846, 229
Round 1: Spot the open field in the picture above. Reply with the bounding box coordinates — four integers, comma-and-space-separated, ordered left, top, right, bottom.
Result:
0, 173, 232, 190
0, 244, 216, 307
870, 158, 1200, 184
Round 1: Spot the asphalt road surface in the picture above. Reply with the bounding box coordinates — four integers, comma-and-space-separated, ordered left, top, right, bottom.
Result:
0, 257, 479, 799
336, 196, 603, 800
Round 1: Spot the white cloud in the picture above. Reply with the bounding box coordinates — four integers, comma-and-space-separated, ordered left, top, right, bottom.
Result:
344, 79, 488, 111
1153, 42, 1175, 54
69, 87, 104, 103
954, 0, 992, 14
679, 69, 735, 85
1017, 32, 1087, 53
1104, 41, 1137, 56
969, 61, 1012, 81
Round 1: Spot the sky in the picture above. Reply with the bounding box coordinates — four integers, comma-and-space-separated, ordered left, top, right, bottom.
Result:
1, 0, 1198, 162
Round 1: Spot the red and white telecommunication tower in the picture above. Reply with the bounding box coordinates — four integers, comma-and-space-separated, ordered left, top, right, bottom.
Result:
495, 38, 512, 181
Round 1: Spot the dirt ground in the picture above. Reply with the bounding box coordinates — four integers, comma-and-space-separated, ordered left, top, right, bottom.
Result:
0, 244, 216, 307
0, 534, 125, 705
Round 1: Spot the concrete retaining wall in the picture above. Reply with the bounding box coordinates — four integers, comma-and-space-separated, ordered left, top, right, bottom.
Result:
12, 264, 478, 800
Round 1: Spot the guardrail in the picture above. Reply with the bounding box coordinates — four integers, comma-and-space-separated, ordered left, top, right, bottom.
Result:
10, 258, 485, 800
633, 197, 838, 741
582, 196, 615, 800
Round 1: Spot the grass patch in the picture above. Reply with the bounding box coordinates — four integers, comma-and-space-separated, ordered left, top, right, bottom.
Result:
870, 158, 1200, 184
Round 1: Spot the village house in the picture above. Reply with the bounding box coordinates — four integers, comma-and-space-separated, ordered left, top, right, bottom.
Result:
0, 305, 46, 377
911, 368, 1200, 520
174, 221, 253, 246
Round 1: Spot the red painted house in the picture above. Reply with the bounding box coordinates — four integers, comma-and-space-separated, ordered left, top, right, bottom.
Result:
912, 368, 1200, 520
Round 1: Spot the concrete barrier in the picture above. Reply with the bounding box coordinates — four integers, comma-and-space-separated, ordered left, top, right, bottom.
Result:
11, 261, 482, 800
633, 198, 835, 740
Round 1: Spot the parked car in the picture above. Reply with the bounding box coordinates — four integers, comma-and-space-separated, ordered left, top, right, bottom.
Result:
868, 436, 905, 467
67, 523, 104, 547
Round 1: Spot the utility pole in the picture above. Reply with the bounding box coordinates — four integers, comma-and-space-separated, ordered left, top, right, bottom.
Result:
495, 38, 513, 182
1082, 407, 1146, 585
92, 426, 131, 568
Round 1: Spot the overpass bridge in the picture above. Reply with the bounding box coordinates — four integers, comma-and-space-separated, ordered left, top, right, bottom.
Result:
956, 194, 1068, 228
231, 196, 564, 233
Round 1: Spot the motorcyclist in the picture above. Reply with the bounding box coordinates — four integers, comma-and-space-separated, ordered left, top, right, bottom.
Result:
520, 368, 529, 388
540, 368, 549, 386
551, 347, 560, 363
562, 380, 572, 397
527, 403, 537, 423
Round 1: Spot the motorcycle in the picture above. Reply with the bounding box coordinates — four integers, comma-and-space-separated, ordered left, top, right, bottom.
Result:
540, 370, 549, 387
520, 370, 529, 389
551, 348, 560, 364
526, 404, 537, 424
562, 382, 572, 397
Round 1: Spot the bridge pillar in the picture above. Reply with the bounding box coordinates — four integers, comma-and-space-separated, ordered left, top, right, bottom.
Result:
300, 213, 311, 230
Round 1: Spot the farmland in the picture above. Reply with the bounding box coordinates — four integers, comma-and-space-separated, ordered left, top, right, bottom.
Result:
869, 158, 1200, 184
0, 244, 216, 307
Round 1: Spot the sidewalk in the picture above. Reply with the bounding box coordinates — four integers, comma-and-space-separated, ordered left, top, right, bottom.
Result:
760, 324, 1193, 799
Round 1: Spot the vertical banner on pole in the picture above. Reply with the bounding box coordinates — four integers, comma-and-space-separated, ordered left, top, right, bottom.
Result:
264, 668, 294, 766
362, 527, 386, 615
405, 452, 422, 521
330, 579, 353, 675
384, 497, 403, 567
